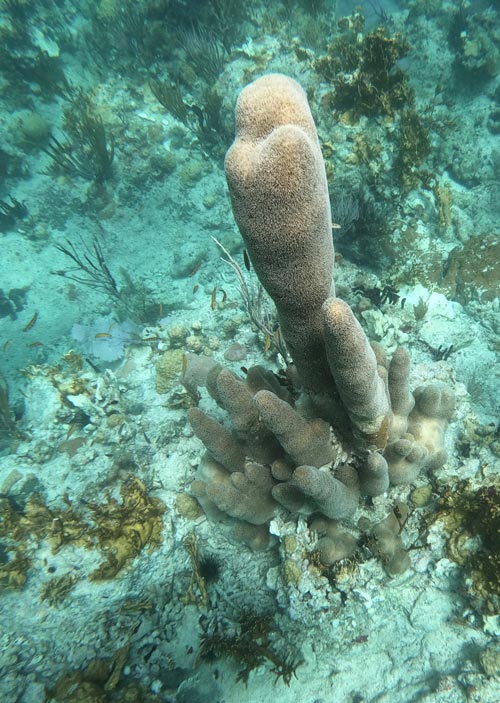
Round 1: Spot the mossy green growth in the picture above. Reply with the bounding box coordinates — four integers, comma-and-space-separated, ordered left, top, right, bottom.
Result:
282, 534, 298, 554
175, 492, 203, 520
315, 18, 414, 119
148, 150, 177, 178
179, 160, 205, 186
394, 109, 431, 190
451, 4, 500, 78
281, 558, 302, 587
16, 111, 51, 146
95, 0, 119, 20
314, 9, 365, 79
437, 480, 500, 612
314, 35, 360, 79
406, 0, 442, 19
411, 484, 432, 507
155, 349, 184, 394
458, 417, 500, 458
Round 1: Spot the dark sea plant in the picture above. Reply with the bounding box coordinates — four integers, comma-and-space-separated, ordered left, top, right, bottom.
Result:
44, 88, 114, 183
52, 237, 159, 323
180, 24, 227, 83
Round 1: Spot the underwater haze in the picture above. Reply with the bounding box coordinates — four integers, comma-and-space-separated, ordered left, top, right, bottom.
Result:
1, 1, 500, 702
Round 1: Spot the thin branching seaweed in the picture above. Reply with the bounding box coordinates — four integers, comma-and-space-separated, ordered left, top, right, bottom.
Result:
52, 236, 159, 323
180, 24, 227, 83
207, 0, 252, 51
53, 237, 121, 301
0, 196, 28, 232
213, 237, 289, 362
149, 79, 190, 125
44, 127, 113, 183
198, 610, 301, 685
44, 88, 114, 183
150, 80, 229, 159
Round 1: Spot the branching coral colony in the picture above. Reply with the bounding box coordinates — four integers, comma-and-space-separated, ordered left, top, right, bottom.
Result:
187, 74, 454, 572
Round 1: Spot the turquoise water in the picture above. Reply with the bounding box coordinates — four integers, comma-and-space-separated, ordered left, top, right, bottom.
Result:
1, 2, 499, 702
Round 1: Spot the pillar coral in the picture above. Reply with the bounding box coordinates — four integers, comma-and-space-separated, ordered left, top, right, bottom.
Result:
188, 75, 454, 559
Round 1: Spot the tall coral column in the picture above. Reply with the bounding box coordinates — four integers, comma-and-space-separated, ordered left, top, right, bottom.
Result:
225, 74, 335, 392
